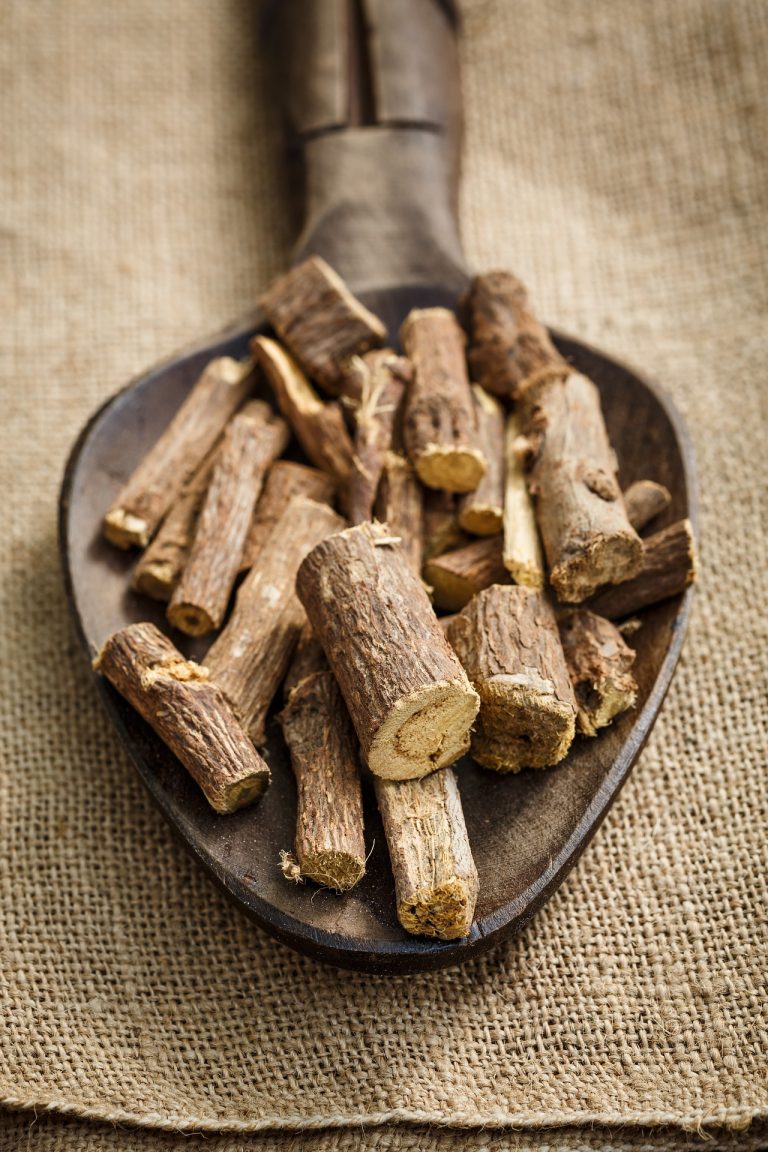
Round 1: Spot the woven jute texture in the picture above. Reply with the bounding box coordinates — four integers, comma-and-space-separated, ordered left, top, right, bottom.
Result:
2, 1113, 768, 1152
1, 1, 766, 1149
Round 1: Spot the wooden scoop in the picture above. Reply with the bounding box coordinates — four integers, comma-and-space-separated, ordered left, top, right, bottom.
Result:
58, 0, 697, 973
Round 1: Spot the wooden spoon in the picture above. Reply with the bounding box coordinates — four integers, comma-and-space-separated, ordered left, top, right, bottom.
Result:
59, 1, 697, 973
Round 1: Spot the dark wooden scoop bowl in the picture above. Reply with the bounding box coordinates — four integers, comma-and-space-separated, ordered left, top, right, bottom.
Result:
59, 1, 696, 973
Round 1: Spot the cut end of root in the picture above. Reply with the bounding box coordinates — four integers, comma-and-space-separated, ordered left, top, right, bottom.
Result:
131, 561, 176, 602
551, 531, 643, 603
503, 557, 545, 589
208, 767, 270, 814
215, 355, 252, 385
457, 503, 504, 537
103, 509, 150, 550
398, 877, 477, 940
166, 601, 217, 637
576, 677, 637, 737
416, 445, 487, 495
300, 850, 366, 893
368, 679, 480, 781
471, 683, 576, 772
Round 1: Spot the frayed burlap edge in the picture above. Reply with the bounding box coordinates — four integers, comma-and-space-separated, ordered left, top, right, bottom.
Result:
0, 1094, 765, 1136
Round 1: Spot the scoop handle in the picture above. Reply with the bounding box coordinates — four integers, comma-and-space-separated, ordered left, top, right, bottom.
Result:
267, 0, 468, 294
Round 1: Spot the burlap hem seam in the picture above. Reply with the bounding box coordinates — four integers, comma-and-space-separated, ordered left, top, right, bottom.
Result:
0, 1096, 765, 1135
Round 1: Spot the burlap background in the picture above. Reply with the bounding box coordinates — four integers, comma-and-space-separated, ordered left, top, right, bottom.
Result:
1, 1, 766, 1149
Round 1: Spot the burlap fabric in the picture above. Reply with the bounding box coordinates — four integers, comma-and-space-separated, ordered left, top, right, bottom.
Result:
1, 2, 765, 1150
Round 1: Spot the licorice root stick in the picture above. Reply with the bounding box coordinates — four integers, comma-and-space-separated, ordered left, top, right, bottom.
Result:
239, 460, 336, 575
205, 496, 345, 745
623, 479, 672, 532
258, 255, 387, 396
131, 444, 219, 602
374, 452, 424, 575
521, 371, 643, 601
167, 401, 289, 636
297, 521, 479, 781
424, 535, 507, 612
422, 489, 469, 561
463, 271, 568, 399
457, 387, 505, 536
94, 623, 270, 813
279, 635, 366, 892
103, 356, 253, 548
502, 411, 544, 588
587, 519, 697, 619
348, 349, 410, 523
559, 609, 637, 737
375, 769, 478, 940
252, 336, 355, 489
446, 585, 577, 772
402, 308, 486, 493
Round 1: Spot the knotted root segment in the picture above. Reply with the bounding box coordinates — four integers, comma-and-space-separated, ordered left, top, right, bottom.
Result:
520, 371, 643, 602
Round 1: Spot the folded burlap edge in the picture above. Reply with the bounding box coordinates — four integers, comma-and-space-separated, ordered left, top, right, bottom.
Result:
1, 1092, 765, 1136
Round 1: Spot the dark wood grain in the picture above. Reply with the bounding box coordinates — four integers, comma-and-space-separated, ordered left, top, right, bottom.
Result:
59, 294, 697, 974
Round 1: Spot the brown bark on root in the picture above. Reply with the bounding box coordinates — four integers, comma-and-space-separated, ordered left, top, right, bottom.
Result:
586, 519, 697, 619
520, 371, 643, 601
252, 335, 355, 489
279, 641, 366, 892
205, 496, 345, 745
559, 609, 637, 736
457, 387, 505, 535
258, 255, 387, 396
401, 307, 485, 493
375, 768, 478, 940
296, 520, 479, 780
103, 357, 253, 548
623, 479, 672, 532
374, 452, 424, 576
239, 460, 335, 575
462, 271, 568, 399
347, 349, 410, 523
167, 402, 289, 636
446, 585, 576, 772
424, 535, 508, 612
94, 623, 269, 813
